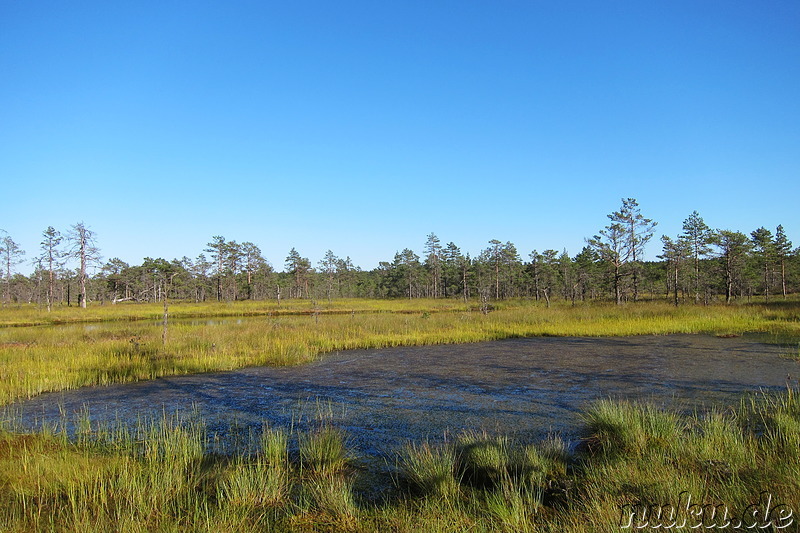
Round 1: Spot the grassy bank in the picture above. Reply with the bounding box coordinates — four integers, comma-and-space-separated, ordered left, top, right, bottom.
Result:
2, 299, 800, 406
0, 298, 472, 328
2, 299, 799, 530
1, 390, 797, 532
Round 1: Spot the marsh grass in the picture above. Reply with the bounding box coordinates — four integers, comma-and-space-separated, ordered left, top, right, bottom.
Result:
566, 390, 800, 532
304, 475, 358, 521
299, 426, 349, 476
0, 391, 798, 531
219, 428, 290, 511
0, 298, 470, 327
1, 298, 799, 530
582, 400, 686, 458
2, 299, 800, 406
484, 479, 540, 533
399, 442, 461, 501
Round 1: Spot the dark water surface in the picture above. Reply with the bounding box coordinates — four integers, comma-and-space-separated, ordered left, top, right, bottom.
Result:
7, 335, 799, 456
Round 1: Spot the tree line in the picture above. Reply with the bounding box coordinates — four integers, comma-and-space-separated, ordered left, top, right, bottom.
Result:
1, 200, 797, 309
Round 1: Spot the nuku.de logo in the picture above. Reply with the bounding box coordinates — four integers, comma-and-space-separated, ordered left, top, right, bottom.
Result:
619, 491, 794, 529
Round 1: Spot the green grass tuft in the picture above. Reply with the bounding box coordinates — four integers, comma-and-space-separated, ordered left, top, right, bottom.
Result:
299, 426, 349, 476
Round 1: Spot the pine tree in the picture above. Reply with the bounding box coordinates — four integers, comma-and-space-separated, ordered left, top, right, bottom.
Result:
750, 227, 775, 301
39, 226, 64, 312
588, 219, 628, 304
712, 230, 751, 303
423, 233, 442, 298
659, 235, 689, 307
589, 199, 656, 304
681, 211, 712, 304
774, 225, 793, 298
616, 198, 657, 302
0, 230, 26, 304
319, 250, 339, 302
205, 236, 227, 301
285, 248, 312, 299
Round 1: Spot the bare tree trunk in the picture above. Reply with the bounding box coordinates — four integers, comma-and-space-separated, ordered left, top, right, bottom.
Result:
693, 255, 700, 304
79, 232, 87, 308
70, 223, 97, 309
725, 253, 733, 304
161, 273, 177, 345
495, 262, 500, 300
4, 255, 10, 305
47, 268, 54, 312
79, 268, 86, 308
673, 263, 679, 307
162, 295, 169, 345
781, 260, 787, 298
462, 264, 469, 302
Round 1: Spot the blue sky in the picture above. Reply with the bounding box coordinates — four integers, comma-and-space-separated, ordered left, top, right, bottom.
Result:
2, 1, 798, 273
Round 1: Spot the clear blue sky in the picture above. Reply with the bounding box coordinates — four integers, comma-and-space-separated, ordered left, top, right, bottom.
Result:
2, 1, 798, 273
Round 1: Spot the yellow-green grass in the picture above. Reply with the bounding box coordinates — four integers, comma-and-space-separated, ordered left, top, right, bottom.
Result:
2, 299, 800, 406
1, 391, 797, 532
0, 298, 473, 327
